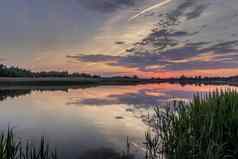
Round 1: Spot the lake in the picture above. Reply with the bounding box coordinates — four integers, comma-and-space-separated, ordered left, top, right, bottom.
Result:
0, 83, 237, 159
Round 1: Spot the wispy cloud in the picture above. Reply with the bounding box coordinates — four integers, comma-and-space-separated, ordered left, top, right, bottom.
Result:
169, 0, 209, 20
67, 40, 238, 74
128, 0, 172, 21
79, 0, 137, 13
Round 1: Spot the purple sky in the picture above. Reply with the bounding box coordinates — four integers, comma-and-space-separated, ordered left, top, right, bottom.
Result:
0, 0, 238, 77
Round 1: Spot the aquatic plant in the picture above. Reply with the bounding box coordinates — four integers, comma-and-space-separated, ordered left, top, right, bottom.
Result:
145, 90, 238, 159
0, 129, 57, 159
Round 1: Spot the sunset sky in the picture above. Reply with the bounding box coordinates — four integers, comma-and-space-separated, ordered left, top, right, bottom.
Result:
0, 0, 238, 78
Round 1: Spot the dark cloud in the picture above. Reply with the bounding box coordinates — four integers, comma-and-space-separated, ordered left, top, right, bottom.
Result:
133, 1, 208, 54
186, 4, 208, 20
66, 55, 120, 63
127, 11, 204, 54
118, 41, 238, 71
67, 40, 238, 72
169, 0, 209, 20
115, 41, 126, 45
78, 0, 137, 13
131, 29, 198, 53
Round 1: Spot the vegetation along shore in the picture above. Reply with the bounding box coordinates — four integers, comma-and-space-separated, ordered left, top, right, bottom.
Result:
0, 64, 238, 86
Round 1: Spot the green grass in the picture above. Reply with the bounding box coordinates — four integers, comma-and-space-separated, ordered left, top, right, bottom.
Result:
145, 90, 238, 159
0, 129, 57, 159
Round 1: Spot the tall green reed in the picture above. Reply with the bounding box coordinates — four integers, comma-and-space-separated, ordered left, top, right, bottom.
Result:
145, 90, 238, 159
0, 128, 57, 159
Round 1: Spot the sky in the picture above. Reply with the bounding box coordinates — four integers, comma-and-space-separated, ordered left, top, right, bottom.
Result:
0, 0, 238, 78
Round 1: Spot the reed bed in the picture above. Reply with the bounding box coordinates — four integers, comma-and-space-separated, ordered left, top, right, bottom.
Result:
145, 90, 238, 159
0, 129, 57, 159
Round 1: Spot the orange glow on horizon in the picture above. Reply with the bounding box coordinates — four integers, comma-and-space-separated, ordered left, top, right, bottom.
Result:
30, 60, 238, 78
23, 51, 238, 79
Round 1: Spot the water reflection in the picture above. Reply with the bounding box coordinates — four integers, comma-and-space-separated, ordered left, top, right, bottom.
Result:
0, 83, 237, 159
0, 89, 31, 101
66, 83, 238, 110
1, 84, 237, 105
78, 147, 135, 159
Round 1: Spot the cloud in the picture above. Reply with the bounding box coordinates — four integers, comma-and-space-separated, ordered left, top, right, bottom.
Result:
78, 0, 137, 13
128, 0, 172, 21
119, 41, 238, 71
126, 11, 205, 54
67, 40, 238, 73
186, 4, 208, 20
169, 0, 209, 20
66, 55, 120, 63
130, 29, 198, 53
115, 41, 126, 45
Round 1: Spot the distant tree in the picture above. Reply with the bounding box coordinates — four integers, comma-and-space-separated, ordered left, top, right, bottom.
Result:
0, 64, 32, 77
133, 75, 138, 79
0, 64, 104, 78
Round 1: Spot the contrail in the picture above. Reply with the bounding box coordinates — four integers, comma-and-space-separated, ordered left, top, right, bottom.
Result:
129, 0, 172, 21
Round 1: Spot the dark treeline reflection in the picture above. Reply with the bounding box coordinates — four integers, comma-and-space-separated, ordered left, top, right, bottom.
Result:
0, 89, 31, 101
0, 85, 102, 102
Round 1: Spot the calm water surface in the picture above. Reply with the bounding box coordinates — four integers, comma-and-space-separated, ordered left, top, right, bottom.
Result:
0, 83, 237, 158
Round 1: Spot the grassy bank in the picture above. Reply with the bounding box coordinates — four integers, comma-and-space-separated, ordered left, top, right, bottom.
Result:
145, 90, 238, 159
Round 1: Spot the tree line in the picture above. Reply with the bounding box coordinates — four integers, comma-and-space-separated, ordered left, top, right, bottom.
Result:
0, 64, 237, 81
0, 64, 100, 78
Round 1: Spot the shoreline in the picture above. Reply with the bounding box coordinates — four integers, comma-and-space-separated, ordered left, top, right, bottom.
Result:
0, 77, 237, 87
